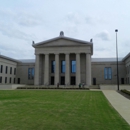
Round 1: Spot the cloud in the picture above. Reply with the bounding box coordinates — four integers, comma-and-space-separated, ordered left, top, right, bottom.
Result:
95, 30, 111, 41
16, 12, 44, 27
0, 9, 43, 27
0, 23, 36, 41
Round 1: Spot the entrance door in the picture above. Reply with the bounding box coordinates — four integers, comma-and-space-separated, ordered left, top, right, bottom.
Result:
18, 78, 20, 84
121, 78, 124, 84
93, 78, 96, 85
61, 76, 65, 85
51, 76, 54, 85
71, 76, 75, 85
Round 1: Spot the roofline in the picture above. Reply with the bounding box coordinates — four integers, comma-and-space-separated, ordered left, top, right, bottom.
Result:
122, 52, 130, 62
0, 55, 21, 63
32, 36, 93, 47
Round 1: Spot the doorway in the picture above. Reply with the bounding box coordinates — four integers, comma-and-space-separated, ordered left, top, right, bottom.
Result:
121, 78, 124, 84
93, 78, 96, 85
18, 78, 20, 84
61, 76, 65, 85
71, 76, 75, 85
51, 76, 54, 85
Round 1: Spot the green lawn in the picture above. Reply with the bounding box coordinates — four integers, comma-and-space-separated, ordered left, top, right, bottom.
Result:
0, 90, 130, 130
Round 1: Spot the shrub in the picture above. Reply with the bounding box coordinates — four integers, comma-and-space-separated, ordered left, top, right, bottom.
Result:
121, 89, 130, 96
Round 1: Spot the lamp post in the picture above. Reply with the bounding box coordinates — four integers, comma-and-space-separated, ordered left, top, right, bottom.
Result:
115, 29, 119, 90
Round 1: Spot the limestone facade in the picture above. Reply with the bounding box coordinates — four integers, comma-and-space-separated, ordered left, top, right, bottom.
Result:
0, 32, 130, 86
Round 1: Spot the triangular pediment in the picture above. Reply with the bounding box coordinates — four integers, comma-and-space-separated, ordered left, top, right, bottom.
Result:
33, 36, 92, 48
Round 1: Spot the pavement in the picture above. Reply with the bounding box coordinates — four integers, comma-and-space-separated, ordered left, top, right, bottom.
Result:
102, 90, 130, 125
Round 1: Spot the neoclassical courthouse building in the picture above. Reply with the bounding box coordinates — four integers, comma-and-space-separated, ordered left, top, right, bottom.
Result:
0, 32, 130, 87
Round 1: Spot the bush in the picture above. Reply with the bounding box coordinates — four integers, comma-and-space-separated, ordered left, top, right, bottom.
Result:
121, 89, 130, 96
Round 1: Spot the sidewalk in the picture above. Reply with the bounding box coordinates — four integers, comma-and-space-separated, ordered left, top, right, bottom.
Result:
102, 90, 130, 125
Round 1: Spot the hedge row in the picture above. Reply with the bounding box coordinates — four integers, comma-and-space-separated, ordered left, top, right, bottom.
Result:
121, 89, 130, 96
17, 87, 89, 90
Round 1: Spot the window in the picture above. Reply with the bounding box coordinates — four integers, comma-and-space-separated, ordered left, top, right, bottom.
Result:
71, 60, 76, 73
51, 61, 55, 73
28, 68, 34, 80
5, 66, 8, 74
61, 61, 65, 73
14, 68, 16, 75
10, 67, 12, 74
0, 77, 2, 83
5, 77, 7, 83
0, 65, 3, 73
10, 77, 11, 83
104, 67, 112, 80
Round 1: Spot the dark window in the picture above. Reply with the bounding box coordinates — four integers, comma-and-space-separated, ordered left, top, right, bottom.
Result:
14, 78, 15, 84
61, 61, 65, 73
5, 77, 7, 83
28, 68, 34, 80
0, 77, 2, 83
5, 66, 8, 74
71, 60, 76, 73
51, 61, 55, 73
10, 67, 12, 74
10, 77, 11, 83
14, 68, 16, 75
104, 67, 112, 80
0, 65, 3, 73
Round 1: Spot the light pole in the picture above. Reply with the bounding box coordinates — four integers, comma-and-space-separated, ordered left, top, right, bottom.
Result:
115, 29, 119, 90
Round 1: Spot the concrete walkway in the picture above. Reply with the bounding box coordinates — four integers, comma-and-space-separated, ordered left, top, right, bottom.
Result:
102, 90, 130, 125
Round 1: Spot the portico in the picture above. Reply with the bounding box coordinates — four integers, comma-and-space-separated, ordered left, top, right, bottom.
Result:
33, 32, 93, 87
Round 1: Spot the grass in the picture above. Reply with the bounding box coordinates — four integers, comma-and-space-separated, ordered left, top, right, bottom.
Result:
0, 90, 130, 130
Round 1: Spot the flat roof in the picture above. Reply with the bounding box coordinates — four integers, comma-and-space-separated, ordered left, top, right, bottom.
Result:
92, 58, 123, 62
18, 59, 35, 63
0, 55, 20, 63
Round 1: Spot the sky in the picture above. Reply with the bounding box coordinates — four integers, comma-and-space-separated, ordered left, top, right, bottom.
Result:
0, 0, 130, 59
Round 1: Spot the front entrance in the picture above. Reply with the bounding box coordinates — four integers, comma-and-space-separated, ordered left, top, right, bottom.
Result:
71, 76, 76, 85
61, 76, 65, 85
51, 76, 54, 85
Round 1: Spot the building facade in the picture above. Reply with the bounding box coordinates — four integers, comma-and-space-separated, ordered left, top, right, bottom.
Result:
0, 32, 129, 87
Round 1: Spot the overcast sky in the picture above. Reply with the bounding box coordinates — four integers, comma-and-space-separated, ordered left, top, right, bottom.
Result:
0, 0, 130, 59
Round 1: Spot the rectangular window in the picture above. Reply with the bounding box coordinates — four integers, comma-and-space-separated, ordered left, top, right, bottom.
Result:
104, 67, 112, 80
0, 77, 2, 83
14, 68, 16, 75
5, 66, 8, 74
10, 77, 11, 83
10, 67, 12, 74
14, 78, 15, 84
51, 61, 55, 73
28, 68, 34, 80
61, 61, 65, 73
0, 65, 3, 73
71, 60, 76, 73
5, 77, 7, 83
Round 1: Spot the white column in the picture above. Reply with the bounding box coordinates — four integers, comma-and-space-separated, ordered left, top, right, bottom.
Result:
76, 53, 81, 85
55, 53, 59, 85
86, 53, 91, 86
65, 53, 70, 85
44, 54, 49, 85
34, 54, 40, 85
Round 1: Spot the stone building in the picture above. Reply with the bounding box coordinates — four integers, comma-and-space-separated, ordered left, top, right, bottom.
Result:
0, 32, 129, 87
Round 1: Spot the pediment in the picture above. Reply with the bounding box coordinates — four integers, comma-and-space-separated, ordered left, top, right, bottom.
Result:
33, 37, 92, 48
